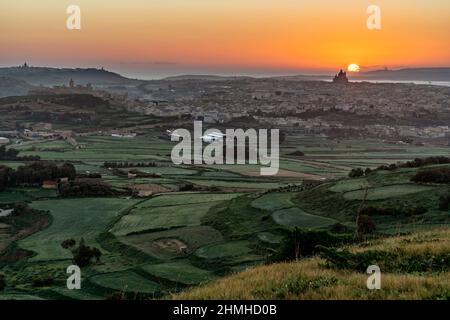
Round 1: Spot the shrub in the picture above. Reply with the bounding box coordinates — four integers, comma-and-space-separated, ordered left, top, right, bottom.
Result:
411, 206, 427, 216
288, 151, 305, 157
61, 238, 102, 268
58, 179, 125, 197
360, 206, 427, 217
319, 247, 450, 273
329, 223, 353, 233
411, 168, 450, 184
179, 183, 195, 191
375, 156, 450, 172
32, 276, 54, 287
272, 228, 352, 262
357, 214, 376, 235
0, 145, 40, 161
0, 161, 74, 189
318, 246, 392, 272
0, 273, 5, 291
439, 195, 450, 210
61, 239, 76, 249
349, 168, 364, 178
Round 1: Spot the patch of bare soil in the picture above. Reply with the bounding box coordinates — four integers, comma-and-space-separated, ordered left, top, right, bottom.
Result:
0, 214, 51, 263
153, 238, 189, 254
131, 184, 170, 193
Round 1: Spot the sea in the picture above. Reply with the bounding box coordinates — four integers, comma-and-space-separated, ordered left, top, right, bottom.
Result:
114, 66, 450, 87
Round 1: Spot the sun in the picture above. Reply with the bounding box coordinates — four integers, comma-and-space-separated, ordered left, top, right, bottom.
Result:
347, 64, 360, 72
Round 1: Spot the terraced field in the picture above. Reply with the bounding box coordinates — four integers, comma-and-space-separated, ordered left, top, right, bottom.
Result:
141, 261, 217, 285
120, 226, 223, 259
89, 270, 161, 294
111, 196, 239, 236
272, 208, 338, 228
2, 133, 450, 299
343, 184, 437, 200
251, 192, 295, 211
114, 202, 215, 234
18, 198, 139, 261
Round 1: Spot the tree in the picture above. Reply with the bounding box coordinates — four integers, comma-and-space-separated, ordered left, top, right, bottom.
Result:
61, 238, 76, 249
289, 227, 302, 260
439, 195, 450, 210
355, 186, 369, 240
273, 228, 352, 262
0, 146, 19, 160
0, 166, 13, 191
349, 168, 364, 178
61, 238, 103, 268
357, 215, 376, 236
411, 168, 450, 184
0, 273, 5, 291
59, 163, 76, 180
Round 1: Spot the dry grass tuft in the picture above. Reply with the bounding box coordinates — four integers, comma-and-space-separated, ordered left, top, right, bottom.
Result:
170, 228, 450, 300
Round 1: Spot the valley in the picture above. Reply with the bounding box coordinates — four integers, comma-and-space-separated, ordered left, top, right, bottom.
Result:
1, 131, 450, 299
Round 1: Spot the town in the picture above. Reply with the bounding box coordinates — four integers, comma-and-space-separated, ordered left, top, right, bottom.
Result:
1, 70, 450, 149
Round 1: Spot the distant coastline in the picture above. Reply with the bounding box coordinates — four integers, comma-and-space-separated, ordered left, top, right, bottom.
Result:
327, 79, 450, 87
1, 65, 450, 87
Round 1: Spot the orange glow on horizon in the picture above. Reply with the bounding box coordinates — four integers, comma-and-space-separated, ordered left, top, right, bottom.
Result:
0, 0, 449, 72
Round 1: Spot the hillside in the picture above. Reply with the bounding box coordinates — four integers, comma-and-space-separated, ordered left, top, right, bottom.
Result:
0, 66, 138, 86
171, 228, 450, 300
293, 163, 450, 234
355, 67, 450, 82
0, 77, 33, 98
0, 94, 156, 131
169, 160, 450, 300
276, 67, 450, 82
162, 75, 253, 81
2, 136, 450, 300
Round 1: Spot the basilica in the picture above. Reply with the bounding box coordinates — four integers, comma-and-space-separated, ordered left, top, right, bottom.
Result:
333, 69, 349, 83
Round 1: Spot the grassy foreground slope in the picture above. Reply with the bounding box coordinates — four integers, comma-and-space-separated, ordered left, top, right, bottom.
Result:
172, 228, 450, 300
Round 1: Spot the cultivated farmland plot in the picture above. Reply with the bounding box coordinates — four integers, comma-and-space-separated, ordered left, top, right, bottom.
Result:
18, 198, 139, 261
2, 133, 450, 299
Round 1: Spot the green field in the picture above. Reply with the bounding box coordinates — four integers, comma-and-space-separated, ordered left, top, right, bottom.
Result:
186, 179, 285, 189
0, 188, 58, 204
2, 133, 450, 299
89, 270, 161, 294
18, 198, 139, 261
328, 178, 369, 192
111, 201, 224, 236
343, 184, 437, 200
0, 161, 25, 169
119, 225, 223, 259
0, 191, 31, 204
137, 192, 242, 208
141, 261, 216, 285
272, 208, 338, 228
195, 240, 254, 260
251, 192, 295, 211
17, 135, 171, 162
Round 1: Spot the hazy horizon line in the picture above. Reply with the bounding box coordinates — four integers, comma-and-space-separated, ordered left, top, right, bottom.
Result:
1, 63, 450, 81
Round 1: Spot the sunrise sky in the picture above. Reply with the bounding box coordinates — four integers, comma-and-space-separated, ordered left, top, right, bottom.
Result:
1, 0, 449, 78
